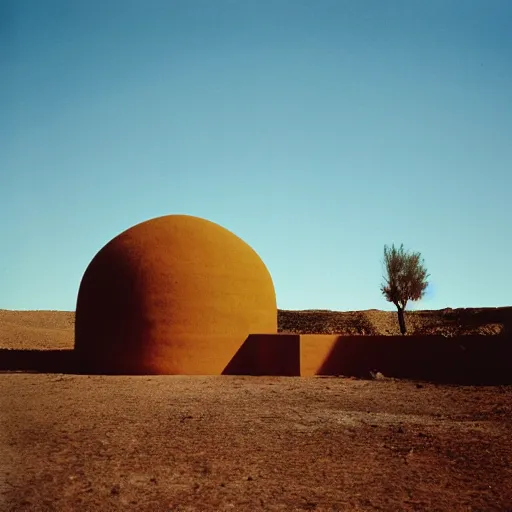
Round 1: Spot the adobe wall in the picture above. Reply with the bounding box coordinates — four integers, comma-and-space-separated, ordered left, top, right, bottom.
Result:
222, 334, 300, 376
220, 333, 512, 384
301, 334, 512, 384
2, 334, 509, 383
300, 335, 341, 377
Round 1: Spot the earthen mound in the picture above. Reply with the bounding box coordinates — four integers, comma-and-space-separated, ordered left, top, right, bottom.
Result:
74, 215, 277, 374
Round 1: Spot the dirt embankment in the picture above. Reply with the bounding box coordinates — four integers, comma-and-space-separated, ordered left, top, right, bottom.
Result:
1, 307, 510, 352
278, 307, 512, 337
0, 310, 75, 350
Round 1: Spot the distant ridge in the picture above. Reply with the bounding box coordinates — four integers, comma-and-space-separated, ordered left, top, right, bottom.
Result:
278, 306, 512, 336
0, 306, 510, 350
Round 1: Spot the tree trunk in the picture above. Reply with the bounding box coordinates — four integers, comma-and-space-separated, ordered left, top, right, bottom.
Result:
397, 307, 407, 335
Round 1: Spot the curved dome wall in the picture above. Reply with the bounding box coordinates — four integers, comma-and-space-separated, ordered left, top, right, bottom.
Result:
74, 215, 277, 374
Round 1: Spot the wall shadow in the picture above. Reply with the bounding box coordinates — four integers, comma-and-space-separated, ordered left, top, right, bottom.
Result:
222, 334, 300, 376
0, 349, 77, 374
0, 349, 157, 375
316, 334, 512, 385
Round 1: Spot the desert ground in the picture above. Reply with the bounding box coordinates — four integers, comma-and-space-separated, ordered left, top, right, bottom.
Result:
1, 308, 511, 511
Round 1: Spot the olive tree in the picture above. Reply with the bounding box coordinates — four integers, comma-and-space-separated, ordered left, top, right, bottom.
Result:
381, 244, 429, 335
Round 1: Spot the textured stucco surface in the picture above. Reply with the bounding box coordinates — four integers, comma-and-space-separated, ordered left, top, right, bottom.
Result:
74, 215, 277, 374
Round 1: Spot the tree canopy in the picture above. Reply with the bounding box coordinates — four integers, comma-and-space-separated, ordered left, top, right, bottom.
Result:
381, 244, 429, 334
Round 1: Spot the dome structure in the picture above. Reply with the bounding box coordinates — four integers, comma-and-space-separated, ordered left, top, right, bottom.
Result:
74, 215, 277, 374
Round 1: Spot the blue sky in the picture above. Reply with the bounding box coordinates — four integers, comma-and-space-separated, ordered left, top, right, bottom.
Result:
1, 0, 511, 312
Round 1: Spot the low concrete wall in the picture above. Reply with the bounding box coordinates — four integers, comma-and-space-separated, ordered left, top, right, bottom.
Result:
222, 334, 300, 376
300, 335, 340, 377
1, 334, 510, 383
300, 334, 512, 384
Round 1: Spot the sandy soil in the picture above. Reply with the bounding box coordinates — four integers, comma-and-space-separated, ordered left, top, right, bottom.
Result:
1, 375, 511, 512
0, 311, 74, 351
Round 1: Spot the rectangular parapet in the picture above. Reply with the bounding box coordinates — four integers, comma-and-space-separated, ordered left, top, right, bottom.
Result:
300, 335, 342, 377
300, 334, 512, 384
222, 334, 300, 376
222, 332, 511, 383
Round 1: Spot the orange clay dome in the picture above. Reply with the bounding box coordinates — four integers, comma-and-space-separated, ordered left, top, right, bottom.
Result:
74, 215, 277, 374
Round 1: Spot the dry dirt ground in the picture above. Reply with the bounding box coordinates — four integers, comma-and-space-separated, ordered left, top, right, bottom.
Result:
2, 375, 512, 512
1, 308, 511, 512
